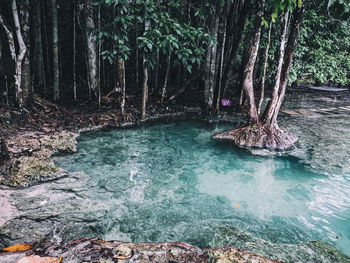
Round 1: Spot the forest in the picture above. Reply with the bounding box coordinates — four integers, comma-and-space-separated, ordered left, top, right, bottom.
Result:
1, 0, 350, 262
0, 0, 349, 138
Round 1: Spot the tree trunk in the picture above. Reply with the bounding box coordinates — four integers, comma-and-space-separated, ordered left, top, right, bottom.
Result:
141, 21, 150, 119
154, 49, 159, 95
222, 0, 250, 97
73, 0, 77, 101
240, 0, 264, 124
19, 0, 31, 106
41, 0, 51, 94
270, 5, 306, 126
32, 0, 46, 96
0, 14, 16, 105
264, 11, 290, 128
257, 21, 272, 115
98, 4, 102, 107
117, 58, 126, 114
215, 9, 228, 113
85, 0, 98, 99
135, 28, 139, 90
161, 52, 171, 104
141, 63, 148, 119
213, 4, 304, 151
51, 0, 59, 101
203, 0, 220, 111
11, 0, 27, 108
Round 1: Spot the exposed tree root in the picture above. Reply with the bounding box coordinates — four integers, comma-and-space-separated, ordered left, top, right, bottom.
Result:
33, 94, 60, 112
212, 124, 298, 151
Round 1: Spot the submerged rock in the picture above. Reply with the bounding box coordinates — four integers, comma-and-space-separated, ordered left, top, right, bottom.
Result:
210, 226, 350, 263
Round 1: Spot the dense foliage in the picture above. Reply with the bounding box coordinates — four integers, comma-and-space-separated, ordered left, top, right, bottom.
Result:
0, 0, 349, 114
290, 5, 350, 86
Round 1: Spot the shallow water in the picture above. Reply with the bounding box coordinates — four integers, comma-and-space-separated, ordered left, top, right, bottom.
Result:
52, 117, 350, 258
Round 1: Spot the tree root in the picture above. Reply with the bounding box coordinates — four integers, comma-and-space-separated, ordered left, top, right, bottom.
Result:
212, 124, 298, 151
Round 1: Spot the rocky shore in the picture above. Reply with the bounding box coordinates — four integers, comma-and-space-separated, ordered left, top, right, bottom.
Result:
0, 238, 283, 263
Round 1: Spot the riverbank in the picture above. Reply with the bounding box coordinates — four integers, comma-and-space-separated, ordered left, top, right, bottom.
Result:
0, 238, 284, 263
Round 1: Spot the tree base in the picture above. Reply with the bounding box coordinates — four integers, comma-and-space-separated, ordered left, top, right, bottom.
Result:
212, 124, 298, 151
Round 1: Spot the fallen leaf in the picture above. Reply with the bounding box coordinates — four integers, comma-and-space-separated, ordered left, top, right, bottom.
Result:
2, 244, 32, 252
16, 255, 63, 263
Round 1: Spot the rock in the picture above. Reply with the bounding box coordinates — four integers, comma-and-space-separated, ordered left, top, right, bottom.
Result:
16, 255, 62, 263
208, 248, 282, 263
210, 226, 350, 263
0, 130, 78, 187
19, 239, 281, 263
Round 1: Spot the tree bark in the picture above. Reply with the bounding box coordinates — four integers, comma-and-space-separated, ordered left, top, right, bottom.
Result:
257, 21, 272, 115
51, 0, 59, 101
160, 52, 171, 104
222, 0, 250, 97
240, 0, 264, 124
215, 7, 228, 113
154, 49, 159, 95
141, 20, 150, 119
41, 0, 51, 93
19, 0, 31, 106
203, 0, 221, 111
117, 58, 126, 114
135, 28, 139, 90
142, 63, 148, 119
73, 0, 77, 101
98, 4, 102, 107
0, 14, 16, 105
11, 0, 27, 108
85, 0, 98, 99
270, 5, 306, 126
32, 0, 46, 96
264, 11, 290, 128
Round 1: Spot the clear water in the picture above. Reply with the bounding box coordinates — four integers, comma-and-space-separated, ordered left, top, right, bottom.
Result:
54, 119, 350, 258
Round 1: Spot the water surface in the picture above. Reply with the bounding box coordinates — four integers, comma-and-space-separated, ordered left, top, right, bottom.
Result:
53, 118, 350, 258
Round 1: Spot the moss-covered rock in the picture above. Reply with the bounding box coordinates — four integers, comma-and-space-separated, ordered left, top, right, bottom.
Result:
0, 130, 78, 187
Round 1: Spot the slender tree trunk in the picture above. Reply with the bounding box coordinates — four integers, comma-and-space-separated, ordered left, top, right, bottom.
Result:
257, 21, 272, 115
32, 0, 45, 95
222, 0, 250, 97
141, 21, 150, 119
264, 11, 290, 128
0, 15, 16, 106
51, 0, 59, 101
270, 5, 306, 126
85, 0, 98, 99
161, 52, 171, 104
11, 0, 27, 108
241, 0, 264, 124
117, 58, 126, 114
98, 4, 101, 107
41, 0, 50, 94
135, 28, 139, 90
203, 0, 221, 112
154, 49, 159, 95
142, 63, 148, 119
73, 0, 77, 101
215, 12, 228, 113
19, 0, 31, 106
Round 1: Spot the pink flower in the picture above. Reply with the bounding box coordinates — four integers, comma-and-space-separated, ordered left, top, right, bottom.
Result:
221, 99, 231, 107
